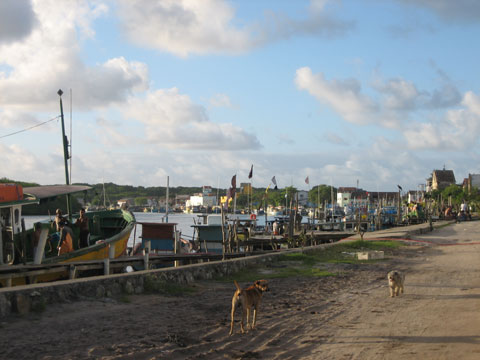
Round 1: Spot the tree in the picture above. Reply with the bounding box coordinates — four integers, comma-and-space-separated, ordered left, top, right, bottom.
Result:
308, 185, 337, 207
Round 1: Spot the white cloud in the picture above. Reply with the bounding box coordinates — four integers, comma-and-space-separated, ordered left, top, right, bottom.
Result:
404, 91, 480, 151
0, 1, 147, 113
122, 88, 261, 150
296, 67, 463, 129
116, 0, 353, 57
295, 67, 378, 125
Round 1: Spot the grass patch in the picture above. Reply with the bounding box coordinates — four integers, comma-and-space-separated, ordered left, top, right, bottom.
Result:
292, 240, 401, 264
143, 275, 196, 296
217, 240, 402, 282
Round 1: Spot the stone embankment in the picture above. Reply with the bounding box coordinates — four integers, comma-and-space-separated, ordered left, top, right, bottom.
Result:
0, 221, 450, 319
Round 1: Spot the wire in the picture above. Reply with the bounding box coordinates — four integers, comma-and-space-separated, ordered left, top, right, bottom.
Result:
0, 115, 60, 140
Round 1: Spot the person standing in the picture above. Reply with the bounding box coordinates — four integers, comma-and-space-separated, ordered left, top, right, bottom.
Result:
75, 208, 90, 248
57, 220, 74, 255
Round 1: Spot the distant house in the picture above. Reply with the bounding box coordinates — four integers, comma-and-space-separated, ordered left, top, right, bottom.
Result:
407, 190, 424, 203
336, 187, 357, 207
430, 169, 456, 191
465, 174, 480, 193
117, 198, 134, 208
297, 190, 309, 206
337, 187, 368, 207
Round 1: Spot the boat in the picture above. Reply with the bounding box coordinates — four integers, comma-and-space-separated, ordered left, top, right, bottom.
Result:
0, 184, 135, 285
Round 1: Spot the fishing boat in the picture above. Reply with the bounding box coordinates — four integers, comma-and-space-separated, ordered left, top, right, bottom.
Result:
0, 184, 135, 265
0, 184, 135, 285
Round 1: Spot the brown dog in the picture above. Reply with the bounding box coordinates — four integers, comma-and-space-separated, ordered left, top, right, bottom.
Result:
388, 270, 405, 297
229, 279, 269, 335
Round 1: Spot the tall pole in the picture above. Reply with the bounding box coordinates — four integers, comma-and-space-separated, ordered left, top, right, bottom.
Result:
166, 176, 169, 222
58, 89, 71, 220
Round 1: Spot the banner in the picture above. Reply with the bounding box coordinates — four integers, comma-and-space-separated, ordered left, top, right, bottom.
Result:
248, 165, 253, 179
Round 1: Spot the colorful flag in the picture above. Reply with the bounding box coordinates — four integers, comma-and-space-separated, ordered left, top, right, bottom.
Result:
248, 165, 253, 179
265, 183, 271, 193
305, 176, 309, 185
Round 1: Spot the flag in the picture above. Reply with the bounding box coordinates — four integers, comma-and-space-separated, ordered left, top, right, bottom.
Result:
265, 183, 271, 194
305, 176, 309, 185
248, 164, 253, 179
231, 175, 237, 188
271, 176, 278, 190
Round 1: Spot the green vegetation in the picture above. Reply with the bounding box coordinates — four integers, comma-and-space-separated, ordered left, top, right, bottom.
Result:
218, 240, 401, 282
143, 275, 196, 296
282, 240, 401, 265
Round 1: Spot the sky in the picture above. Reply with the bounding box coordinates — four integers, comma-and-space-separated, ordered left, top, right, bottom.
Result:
1, 0, 480, 193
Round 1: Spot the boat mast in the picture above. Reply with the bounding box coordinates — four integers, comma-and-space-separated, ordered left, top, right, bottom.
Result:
58, 89, 72, 220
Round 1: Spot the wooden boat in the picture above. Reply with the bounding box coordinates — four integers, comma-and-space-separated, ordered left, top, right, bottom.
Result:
0, 184, 135, 286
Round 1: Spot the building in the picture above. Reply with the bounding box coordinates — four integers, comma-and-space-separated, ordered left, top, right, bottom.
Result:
297, 190, 309, 206
117, 198, 135, 208
337, 187, 357, 207
186, 193, 217, 208
465, 174, 480, 193
407, 190, 424, 203
430, 169, 456, 191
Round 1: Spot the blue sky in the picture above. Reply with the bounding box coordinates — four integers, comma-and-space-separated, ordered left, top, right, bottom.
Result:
1, 0, 480, 192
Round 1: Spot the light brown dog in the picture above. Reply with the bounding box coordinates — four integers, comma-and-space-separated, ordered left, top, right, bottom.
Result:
388, 270, 405, 297
229, 279, 269, 335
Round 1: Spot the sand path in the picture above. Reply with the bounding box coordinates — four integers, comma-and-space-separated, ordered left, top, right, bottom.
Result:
1, 222, 479, 359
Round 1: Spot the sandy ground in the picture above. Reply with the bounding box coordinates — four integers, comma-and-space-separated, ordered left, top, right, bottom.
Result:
1, 221, 480, 359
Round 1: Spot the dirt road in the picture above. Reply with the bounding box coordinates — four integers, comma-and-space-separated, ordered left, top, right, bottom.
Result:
1, 222, 480, 359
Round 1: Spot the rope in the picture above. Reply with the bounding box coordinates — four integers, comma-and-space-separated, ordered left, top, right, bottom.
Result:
0, 115, 60, 139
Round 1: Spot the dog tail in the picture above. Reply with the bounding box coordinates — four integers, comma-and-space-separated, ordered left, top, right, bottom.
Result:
233, 280, 242, 292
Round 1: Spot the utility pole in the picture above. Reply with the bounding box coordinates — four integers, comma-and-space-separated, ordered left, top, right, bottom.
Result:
58, 89, 72, 220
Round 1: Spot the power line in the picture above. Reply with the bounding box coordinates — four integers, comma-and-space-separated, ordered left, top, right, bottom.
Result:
0, 115, 60, 140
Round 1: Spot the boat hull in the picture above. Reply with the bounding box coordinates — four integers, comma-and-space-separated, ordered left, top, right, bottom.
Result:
1, 209, 135, 286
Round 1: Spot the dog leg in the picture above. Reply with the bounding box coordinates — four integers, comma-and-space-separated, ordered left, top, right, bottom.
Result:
241, 307, 247, 334
229, 296, 238, 335
252, 307, 257, 329
389, 286, 394, 297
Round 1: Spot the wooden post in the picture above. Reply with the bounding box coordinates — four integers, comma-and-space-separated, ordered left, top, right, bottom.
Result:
174, 230, 179, 268
221, 206, 226, 260
103, 258, 110, 275
69, 264, 77, 279
143, 246, 150, 270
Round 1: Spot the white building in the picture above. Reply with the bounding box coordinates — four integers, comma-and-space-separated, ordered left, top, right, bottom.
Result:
186, 194, 217, 208
297, 190, 309, 206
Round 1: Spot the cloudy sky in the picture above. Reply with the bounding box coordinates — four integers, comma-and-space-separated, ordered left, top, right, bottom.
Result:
1, 0, 479, 192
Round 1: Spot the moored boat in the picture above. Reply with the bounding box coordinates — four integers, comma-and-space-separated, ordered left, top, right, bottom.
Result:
0, 184, 135, 286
